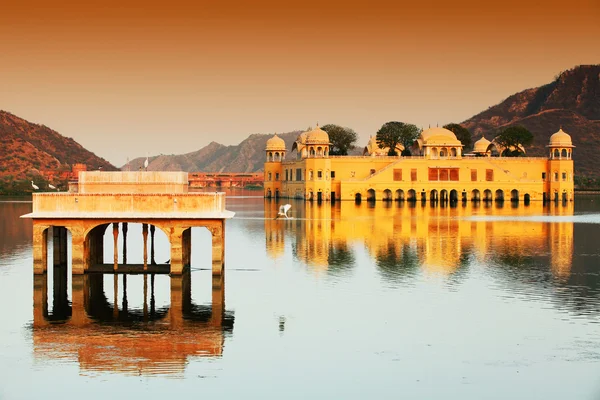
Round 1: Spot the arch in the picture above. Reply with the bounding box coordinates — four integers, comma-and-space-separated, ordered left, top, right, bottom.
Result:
395, 189, 405, 201
429, 189, 438, 201
268, 172, 272, 181
450, 148, 457, 157
266, 188, 272, 198
317, 146, 323, 157
420, 191, 427, 202
367, 189, 376, 201
510, 189, 519, 202
431, 148, 438, 158
554, 149, 560, 158
310, 147, 316, 157
407, 189, 417, 201
274, 152, 280, 161
450, 189, 459, 202
439, 148, 446, 157
440, 189, 448, 201
471, 189, 480, 201
495, 189, 504, 202
524, 193, 531, 204
355, 193, 362, 203
483, 189, 493, 201
268, 152, 273, 162
383, 189, 392, 201
561, 149, 567, 158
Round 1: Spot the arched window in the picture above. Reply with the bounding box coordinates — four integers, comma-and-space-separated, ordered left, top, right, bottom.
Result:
268, 152, 273, 162
268, 172, 272, 181
431, 148, 438, 158
310, 147, 316, 157
450, 148, 457, 157
561, 149, 568, 158
317, 147, 323, 157
440, 148, 447, 157
554, 149, 560, 158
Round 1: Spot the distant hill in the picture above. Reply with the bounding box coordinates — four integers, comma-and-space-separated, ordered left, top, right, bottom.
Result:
0, 110, 116, 193
124, 131, 302, 172
462, 65, 600, 179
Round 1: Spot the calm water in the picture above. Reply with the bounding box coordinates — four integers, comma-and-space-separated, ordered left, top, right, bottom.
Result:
1, 194, 599, 399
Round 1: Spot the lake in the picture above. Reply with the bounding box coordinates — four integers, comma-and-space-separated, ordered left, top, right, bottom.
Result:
0, 194, 599, 399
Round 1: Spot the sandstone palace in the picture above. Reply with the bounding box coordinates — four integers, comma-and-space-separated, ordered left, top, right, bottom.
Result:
263, 126, 574, 202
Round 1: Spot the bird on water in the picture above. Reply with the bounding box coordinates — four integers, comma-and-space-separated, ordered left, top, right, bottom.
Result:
275, 204, 292, 219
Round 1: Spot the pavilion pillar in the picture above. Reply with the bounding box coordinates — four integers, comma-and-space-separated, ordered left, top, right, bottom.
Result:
142, 223, 149, 270
113, 275, 119, 319
122, 222, 128, 265
211, 221, 225, 276
33, 223, 49, 274
71, 227, 86, 275
53, 226, 68, 267
169, 227, 190, 275
113, 223, 119, 271
150, 225, 156, 265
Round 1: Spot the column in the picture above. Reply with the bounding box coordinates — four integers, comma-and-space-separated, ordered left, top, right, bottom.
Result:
142, 223, 149, 270
71, 227, 86, 275
122, 222, 128, 265
211, 221, 225, 276
113, 275, 119, 319
170, 274, 185, 328
113, 223, 119, 271
33, 223, 49, 274
53, 226, 68, 267
150, 225, 156, 265
169, 227, 187, 275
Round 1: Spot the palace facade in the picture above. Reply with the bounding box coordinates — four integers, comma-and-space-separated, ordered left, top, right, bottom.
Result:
264, 126, 575, 202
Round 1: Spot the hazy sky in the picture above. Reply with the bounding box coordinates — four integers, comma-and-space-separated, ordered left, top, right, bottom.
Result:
1, 0, 598, 166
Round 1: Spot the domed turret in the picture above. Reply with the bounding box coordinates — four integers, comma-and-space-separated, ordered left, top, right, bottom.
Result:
266, 134, 286, 151
549, 128, 573, 147
473, 136, 491, 154
305, 125, 330, 145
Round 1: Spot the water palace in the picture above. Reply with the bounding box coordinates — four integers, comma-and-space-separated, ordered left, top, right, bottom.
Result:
263, 126, 574, 203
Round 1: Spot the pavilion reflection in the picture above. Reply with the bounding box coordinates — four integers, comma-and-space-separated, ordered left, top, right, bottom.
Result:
265, 200, 575, 279
32, 272, 234, 377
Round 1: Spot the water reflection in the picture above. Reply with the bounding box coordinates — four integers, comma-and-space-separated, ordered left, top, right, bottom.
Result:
263, 199, 600, 316
31, 272, 234, 377
0, 201, 32, 262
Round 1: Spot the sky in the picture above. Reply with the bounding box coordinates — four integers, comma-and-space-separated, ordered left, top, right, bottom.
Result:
1, 0, 599, 166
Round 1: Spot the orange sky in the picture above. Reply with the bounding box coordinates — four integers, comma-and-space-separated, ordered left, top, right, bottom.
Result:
1, 0, 598, 166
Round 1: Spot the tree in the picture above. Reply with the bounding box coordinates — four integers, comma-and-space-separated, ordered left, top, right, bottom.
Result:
495, 126, 533, 157
321, 124, 358, 156
376, 121, 420, 156
443, 123, 473, 151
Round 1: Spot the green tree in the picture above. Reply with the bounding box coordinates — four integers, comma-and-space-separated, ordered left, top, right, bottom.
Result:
321, 124, 358, 156
376, 121, 420, 156
495, 126, 534, 156
443, 123, 473, 151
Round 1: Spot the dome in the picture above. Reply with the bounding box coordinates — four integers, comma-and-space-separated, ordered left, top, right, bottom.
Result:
305, 125, 330, 145
419, 127, 462, 146
363, 135, 404, 156
548, 128, 574, 147
266, 134, 286, 151
473, 136, 491, 153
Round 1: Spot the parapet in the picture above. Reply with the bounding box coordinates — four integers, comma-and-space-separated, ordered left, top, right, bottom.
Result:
77, 171, 189, 194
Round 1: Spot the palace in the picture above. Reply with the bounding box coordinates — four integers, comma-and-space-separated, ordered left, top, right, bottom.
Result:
264, 126, 575, 202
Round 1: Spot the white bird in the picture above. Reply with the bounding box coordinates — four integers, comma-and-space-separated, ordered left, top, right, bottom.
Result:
144, 155, 149, 170
31, 181, 39, 190
275, 204, 292, 219
48, 184, 56, 190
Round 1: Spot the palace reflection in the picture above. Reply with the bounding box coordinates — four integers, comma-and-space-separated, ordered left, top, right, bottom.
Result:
32, 271, 234, 377
264, 200, 576, 280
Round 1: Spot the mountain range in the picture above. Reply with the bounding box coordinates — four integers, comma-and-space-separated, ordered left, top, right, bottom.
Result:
1, 64, 599, 193
126, 65, 599, 180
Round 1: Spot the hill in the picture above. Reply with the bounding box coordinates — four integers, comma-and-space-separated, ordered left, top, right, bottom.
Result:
123, 131, 302, 172
0, 110, 116, 193
462, 65, 600, 179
